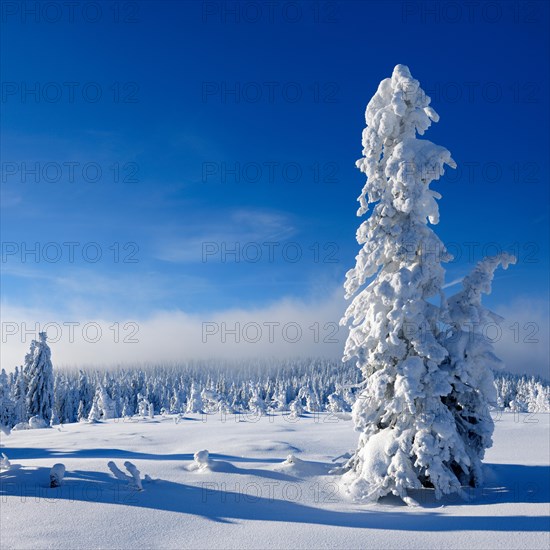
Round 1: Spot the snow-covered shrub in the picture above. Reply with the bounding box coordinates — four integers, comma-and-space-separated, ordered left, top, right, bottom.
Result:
327, 393, 347, 413
96, 386, 117, 420
289, 398, 304, 418
50, 464, 66, 488
186, 384, 204, 414
282, 454, 303, 466
192, 449, 210, 471
29, 415, 48, 429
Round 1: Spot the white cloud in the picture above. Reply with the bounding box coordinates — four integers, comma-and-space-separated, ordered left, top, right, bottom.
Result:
154, 209, 296, 263
0, 290, 346, 370
2, 292, 547, 380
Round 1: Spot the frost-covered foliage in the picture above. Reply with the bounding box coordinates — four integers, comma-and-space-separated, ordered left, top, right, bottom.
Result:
494, 373, 550, 412
24, 333, 54, 422
339, 65, 517, 503
0, 358, 544, 430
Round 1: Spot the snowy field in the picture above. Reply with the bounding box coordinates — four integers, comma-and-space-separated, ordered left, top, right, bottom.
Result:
1, 412, 549, 550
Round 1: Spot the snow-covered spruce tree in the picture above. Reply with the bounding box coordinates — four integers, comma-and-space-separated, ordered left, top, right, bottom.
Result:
340, 64, 482, 503
443, 254, 515, 486
11, 366, 27, 425
24, 332, 54, 422
94, 385, 118, 420
186, 383, 204, 414
87, 397, 101, 423
0, 369, 15, 429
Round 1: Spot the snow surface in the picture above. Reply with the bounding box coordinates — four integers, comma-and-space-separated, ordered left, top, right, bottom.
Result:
1, 412, 548, 549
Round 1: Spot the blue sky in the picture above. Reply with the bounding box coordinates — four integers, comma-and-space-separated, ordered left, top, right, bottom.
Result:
1, 1, 549, 372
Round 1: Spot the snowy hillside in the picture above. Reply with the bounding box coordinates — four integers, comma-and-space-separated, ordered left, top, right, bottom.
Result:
1, 412, 548, 549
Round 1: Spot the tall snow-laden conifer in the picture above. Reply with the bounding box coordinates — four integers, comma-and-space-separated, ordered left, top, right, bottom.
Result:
340, 64, 495, 503
24, 332, 54, 422
341, 65, 516, 502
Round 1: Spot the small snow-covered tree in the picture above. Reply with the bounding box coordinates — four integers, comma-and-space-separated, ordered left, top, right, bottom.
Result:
248, 384, 267, 415
444, 254, 515, 486
95, 386, 117, 420
340, 65, 510, 503
327, 392, 346, 413
137, 393, 151, 417
88, 397, 101, 423
169, 389, 183, 413
186, 383, 204, 414
24, 332, 54, 422
50, 409, 60, 427
121, 398, 132, 417
11, 366, 27, 425
289, 397, 303, 418
77, 400, 86, 422
0, 369, 15, 429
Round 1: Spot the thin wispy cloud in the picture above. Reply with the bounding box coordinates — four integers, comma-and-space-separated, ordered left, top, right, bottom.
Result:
154, 208, 296, 263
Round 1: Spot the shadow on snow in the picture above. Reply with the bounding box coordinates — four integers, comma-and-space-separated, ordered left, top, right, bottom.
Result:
1, 454, 548, 532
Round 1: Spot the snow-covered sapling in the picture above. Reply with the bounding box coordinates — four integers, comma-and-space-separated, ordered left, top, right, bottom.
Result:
108, 460, 144, 490
289, 398, 304, 418
87, 398, 101, 423
186, 384, 204, 414
192, 449, 210, 471
0, 453, 11, 471
124, 461, 143, 491
50, 410, 60, 427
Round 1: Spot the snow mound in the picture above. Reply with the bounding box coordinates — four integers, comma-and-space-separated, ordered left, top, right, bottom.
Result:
276, 454, 332, 476
29, 416, 48, 429
12, 422, 30, 431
